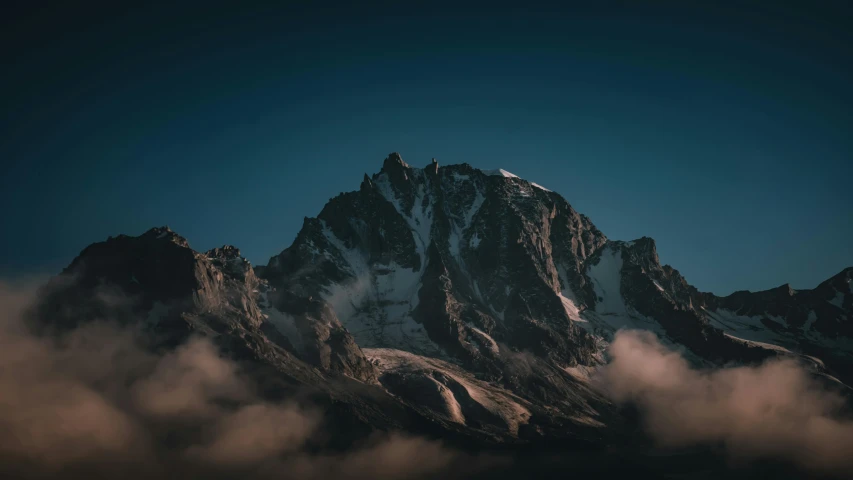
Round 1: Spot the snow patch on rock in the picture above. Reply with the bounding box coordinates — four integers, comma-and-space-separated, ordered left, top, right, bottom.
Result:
582, 246, 664, 336
723, 333, 792, 354
483, 168, 519, 178
703, 307, 793, 347
374, 172, 434, 270
556, 265, 586, 323
449, 188, 485, 258
312, 220, 445, 356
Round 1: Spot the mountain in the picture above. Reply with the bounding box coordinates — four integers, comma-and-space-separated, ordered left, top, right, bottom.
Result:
259, 154, 852, 382
28, 153, 853, 478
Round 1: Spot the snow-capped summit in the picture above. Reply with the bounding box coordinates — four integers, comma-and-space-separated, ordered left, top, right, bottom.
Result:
483, 168, 519, 178
262, 154, 607, 371
34, 152, 853, 455
259, 153, 853, 395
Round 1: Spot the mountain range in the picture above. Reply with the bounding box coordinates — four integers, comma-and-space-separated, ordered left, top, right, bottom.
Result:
24, 153, 853, 479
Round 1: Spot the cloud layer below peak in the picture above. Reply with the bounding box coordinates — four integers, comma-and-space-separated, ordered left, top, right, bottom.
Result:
596, 330, 853, 476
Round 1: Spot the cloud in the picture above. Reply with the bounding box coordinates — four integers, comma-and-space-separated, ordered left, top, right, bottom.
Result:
318, 433, 457, 479
596, 330, 853, 476
131, 337, 253, 419
0, 279, 465, 480
186, 403, 317, 466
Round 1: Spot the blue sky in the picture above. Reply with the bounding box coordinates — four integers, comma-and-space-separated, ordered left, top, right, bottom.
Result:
1, 1, 851, 295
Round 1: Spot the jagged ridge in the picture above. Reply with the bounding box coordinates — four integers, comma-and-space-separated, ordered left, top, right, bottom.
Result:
33, 153, 853, 448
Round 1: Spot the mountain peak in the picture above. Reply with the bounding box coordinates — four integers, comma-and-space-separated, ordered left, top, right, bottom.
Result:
144, 225, 172, 236
382, 152, 410, 170
425, 157, 439, 175
360, 173, 373, 191
31, 151, 853, 473
380, 152, 414, 186
141, 225, 190, 247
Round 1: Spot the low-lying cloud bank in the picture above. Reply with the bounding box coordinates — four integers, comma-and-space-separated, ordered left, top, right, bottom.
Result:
596, 330, 853, 476
7, 274, 852, 478
0, 280, 464, 480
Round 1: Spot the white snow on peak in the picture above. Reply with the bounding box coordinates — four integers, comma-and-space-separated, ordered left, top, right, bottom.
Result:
320, 221, 370, 280
374, 172, 434, 270
581, 246, 664, 336
483, 168, 551, 192
313, 218, 443, 357
483, 168, 519, 178
448, 187, 485, 258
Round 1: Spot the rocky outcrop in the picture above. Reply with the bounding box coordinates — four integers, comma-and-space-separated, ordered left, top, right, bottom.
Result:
34, 225, 377, 383
36, 227, 263, 339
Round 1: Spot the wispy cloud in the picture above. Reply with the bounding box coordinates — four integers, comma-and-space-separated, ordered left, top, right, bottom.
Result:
0, 279, 467, 480
596, 330, 853, 476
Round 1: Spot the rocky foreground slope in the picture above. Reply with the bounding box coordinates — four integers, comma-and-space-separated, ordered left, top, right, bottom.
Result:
29, 153, 853, 477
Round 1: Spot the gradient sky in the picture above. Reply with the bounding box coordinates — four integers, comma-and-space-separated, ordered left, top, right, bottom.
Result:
1, 1, 851, 295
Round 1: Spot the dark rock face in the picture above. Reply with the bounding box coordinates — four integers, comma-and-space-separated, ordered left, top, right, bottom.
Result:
36, 227, 264, 341
588, 238, 853, 382
700, 268, 853, 337
256, 152, 852, 421
34, 225, 376, 383
30, 153, 853, 463
695, 267, 853, 382
260, 155, 610, 372
28, 225, 484, 452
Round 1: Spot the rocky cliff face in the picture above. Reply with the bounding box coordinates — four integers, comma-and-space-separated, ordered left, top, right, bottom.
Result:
29, 223, 528, 452
31, 153, 853, 452
37, 227, 264, 340
262, 155, 606, 367
260, 155, 852, 374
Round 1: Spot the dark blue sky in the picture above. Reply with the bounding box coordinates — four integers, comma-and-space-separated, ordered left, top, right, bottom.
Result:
1, 1, 851, 295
